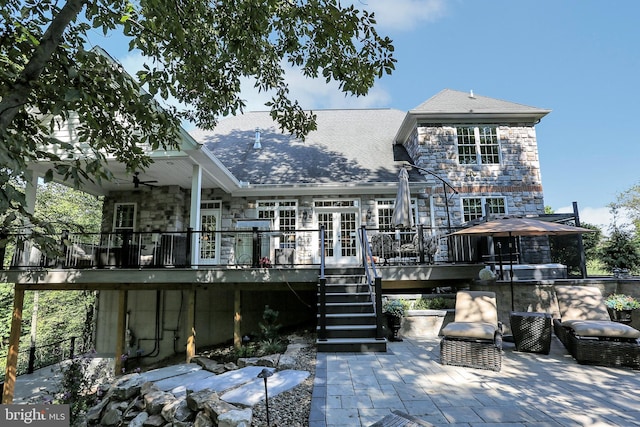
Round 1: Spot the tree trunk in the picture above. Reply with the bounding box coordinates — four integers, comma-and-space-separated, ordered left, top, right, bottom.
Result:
0, 0, 87, 132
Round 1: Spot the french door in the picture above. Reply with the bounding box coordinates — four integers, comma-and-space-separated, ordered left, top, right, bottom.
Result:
198, 203, 221, 265
317, 210, 359, 265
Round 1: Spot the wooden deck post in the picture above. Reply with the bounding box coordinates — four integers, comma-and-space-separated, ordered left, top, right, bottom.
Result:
2, 288, 25, 404
234, 289, 242, 349
186, 289, 196, 363
113, 290, 127, 376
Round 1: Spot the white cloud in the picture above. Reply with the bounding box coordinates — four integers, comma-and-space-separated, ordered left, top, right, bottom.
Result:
353, 0, 448, 31
556, 205, 634, 234
239, 65, 391, 112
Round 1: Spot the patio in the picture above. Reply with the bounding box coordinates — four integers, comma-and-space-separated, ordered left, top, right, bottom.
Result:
311, 336, 640, 426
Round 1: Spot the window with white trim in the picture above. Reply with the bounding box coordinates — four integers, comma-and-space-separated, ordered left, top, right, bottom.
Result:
113, 203, 136, 233
462, 197, 506, 222
375, 198, 418, 245
257, 200, 297, 248
456, 125, 500, 165
376, 199, 395, 232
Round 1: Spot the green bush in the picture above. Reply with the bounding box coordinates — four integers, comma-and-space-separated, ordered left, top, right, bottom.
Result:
48, 352, 110, 426
411, 297, 455, 310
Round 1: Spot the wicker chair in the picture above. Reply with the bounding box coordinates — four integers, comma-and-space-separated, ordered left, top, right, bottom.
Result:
553, 285, 640, 369
440, 291, 503, 371
370, 233, 395, 264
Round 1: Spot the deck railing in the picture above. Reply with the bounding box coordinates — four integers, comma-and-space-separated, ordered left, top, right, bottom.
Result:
2, 227, 477, 270
0, 336, 88, 383
358, 226, 384, 340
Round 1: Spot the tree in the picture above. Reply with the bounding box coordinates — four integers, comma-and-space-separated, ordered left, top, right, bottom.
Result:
600, 228, 640, 274
34, 182, 103, 235
549, 222, 601, 276
617, 183, 640, 230
599, 203, 640, 274
0, 182, 102, 376
1, 0, 395, 238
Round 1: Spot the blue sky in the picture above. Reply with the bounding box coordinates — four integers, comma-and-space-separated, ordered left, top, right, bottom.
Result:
87, 0, 639, 231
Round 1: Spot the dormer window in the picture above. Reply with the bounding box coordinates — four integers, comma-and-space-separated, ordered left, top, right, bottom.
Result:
456, 125, 500, 165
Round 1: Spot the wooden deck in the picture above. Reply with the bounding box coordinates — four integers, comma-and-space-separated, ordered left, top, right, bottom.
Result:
0, 264, 484, 291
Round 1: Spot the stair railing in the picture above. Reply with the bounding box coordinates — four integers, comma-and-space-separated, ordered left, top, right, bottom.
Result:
358, 226, 384, 340
318, 225, 327, 341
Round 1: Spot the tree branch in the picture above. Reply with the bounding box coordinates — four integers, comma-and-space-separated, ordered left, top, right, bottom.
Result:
0, 0, 87, 132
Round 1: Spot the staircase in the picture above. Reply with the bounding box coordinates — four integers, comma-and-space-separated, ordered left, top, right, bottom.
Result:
316, 274, 387, 352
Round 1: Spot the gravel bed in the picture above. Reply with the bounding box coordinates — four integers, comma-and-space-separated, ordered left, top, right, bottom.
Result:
250, 334, 317, 427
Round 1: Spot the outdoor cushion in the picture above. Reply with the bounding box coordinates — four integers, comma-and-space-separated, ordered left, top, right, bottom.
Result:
555, 285, 611, 321
454, 291, 498, 325
562, 319, 640, 339
441, 322, 497, 340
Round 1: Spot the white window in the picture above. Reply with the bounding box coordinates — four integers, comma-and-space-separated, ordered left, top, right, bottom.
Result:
257, 200, 297, 248
113, 203, 136, 233
456, 125, 500, 165
462, 197, 506, 222
375, 199, 396, 232
374, 199, 417, 232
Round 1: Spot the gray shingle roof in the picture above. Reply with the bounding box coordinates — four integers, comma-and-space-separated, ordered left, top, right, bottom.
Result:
191, 109, 407, 185
412, 89, 549, 115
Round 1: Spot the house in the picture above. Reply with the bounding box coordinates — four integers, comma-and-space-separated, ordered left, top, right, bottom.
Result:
1, 89, 551, 398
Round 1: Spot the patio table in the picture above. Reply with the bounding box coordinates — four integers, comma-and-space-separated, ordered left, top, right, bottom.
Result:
510, 311, 552, 354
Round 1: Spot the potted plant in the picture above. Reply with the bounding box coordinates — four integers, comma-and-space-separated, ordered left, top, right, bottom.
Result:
382, 299, 405, 341
604, 293, 640, 324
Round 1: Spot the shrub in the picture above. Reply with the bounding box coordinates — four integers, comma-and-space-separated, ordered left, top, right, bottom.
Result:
382, 299, 405, 317
412, 297, 455, 310
48, 351, 110, 426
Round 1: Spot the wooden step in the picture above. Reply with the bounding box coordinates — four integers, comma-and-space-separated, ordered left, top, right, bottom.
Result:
323, 302, 374, 314
324, 274, 365, 284
322, 283, 370, 293
318, 312, 377, 326
323, 292, 372, 303
316, 337, 387, 352
316, 324, 378, 339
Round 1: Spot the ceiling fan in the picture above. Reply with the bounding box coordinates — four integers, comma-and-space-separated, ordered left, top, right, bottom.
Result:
133, 172, 158, 188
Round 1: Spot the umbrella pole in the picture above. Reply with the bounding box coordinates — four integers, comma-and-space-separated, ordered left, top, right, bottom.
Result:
509, 231, 514, 312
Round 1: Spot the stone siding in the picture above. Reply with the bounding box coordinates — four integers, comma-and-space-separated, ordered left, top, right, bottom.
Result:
472, 279, 640, 333
103, 186, 189, 233
403, 124, 547, 262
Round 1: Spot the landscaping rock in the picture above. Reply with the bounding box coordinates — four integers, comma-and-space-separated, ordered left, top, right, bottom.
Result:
76, 332, 316, 426
100, 406, 122, 426
193, 411, 214, 427
111, 373, 144, 400
144, 390, 175, 414
193, 356, 224, 373
223, 362, 238, 371
161, 396, 194, 423
285, 342, 307, 355
85, 396, 109, 423
141, 413, 165, 427
217, 408, 252, 427
128, 411, 148, 427
238, 354, 279, 368
237, 357, 258, 368
140, 381, 161, 396
203, 394, 239, 423
278, 354, 297, 370
186, 388, 219, 411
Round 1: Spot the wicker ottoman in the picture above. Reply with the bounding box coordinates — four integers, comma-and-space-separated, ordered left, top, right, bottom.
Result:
510, 312, 552, 354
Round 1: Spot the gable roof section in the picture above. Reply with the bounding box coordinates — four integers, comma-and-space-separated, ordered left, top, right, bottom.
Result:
395, 89, 551, 144
191, 109, 407, 187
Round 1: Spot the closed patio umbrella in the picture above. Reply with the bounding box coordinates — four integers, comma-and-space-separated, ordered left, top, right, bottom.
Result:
391, 168, 414, 229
